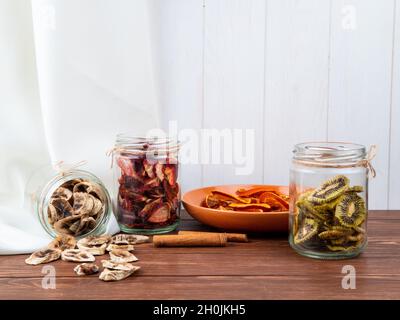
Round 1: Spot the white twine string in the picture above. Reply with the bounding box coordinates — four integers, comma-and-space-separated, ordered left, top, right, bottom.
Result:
53, 160, 88, 176
356, 145, 378, 178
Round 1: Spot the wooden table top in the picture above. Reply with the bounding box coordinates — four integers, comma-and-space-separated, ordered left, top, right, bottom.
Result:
0, 210, 399, 300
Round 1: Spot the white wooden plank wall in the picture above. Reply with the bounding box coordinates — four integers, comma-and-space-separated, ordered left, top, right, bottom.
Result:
150, 0, 204, 194
202, 0, 266, 186
328, 0, 395, 209
264, 0, 331, 186
153, 0, 400, 209
389, 0, 400, 209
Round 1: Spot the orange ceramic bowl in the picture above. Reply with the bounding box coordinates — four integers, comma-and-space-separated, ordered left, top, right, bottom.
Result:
182, 185, 289, 233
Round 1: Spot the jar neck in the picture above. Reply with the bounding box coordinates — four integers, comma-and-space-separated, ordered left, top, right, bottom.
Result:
114, 134, 180, 159
293, 142, 366, 167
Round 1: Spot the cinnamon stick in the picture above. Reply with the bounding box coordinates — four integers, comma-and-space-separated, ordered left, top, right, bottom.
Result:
178, 231, 248, 243
153, 234, 227, 247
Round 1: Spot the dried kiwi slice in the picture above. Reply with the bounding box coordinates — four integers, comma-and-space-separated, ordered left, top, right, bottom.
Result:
313, 196, 341, 213
308, 175, 349, 204
294, 218, 319, 245
318, 229, 348, 240
347, 233, 365, 242
297, 201, 330, 223
335, 193, 366, 227
347, 186, 364, 193
327, 245, 358, 252
329, 238, 348, 246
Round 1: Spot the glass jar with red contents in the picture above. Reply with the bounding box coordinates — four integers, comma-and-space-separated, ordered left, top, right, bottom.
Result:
112, 135, 181, 234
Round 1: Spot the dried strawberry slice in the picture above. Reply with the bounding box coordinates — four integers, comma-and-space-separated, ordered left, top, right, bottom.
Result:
147, 187, 164, 199
132, 158, 147, 178
117, 158, 134, 176
164, 165, 177, 186
139, 198, 163, 219
143, 159, 156, 178
124, 190, 148, 203
164, 181, 179, 202
155, 162, 165, 181
147, 203, 171, 224
144, 178, 161, 189
119, 197, 133, 212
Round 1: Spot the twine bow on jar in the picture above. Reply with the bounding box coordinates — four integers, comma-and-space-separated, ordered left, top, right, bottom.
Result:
53, 160, 88, 176
356, 145, 378, 178
106, 147, 123, 169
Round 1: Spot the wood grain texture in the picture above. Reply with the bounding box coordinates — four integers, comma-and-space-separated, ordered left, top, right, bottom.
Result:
389, 1, 400, 209
263, 0, 331, 186
202, 0, 266, 185
1, 211, 399, 300
327, 0, 395, 209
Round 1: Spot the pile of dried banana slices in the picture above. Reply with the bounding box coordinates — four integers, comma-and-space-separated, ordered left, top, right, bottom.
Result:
48, 179, 107, 237
25, 234, 149, 282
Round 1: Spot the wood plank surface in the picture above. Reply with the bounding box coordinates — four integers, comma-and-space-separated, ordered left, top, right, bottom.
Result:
0, 211, 399, 300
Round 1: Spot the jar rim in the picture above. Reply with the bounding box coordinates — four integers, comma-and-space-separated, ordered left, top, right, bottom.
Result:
293, 142, 366, 165
115, 133, 180, 155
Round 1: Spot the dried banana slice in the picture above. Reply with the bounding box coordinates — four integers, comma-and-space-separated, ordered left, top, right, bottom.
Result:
52, 187, 73, 201
48, 235, 77, 251
48, 179, 106, 237
99, 267, 140, 282
62, 179, 83, 190
75, 216, 97, 236
83, 234, 111, 246
25, 248, 61, 265
53, 215, 81, 235
74, 263, 100, 276
77, 235, 111, 255
73, 192, 94, 216
61, 249, 95, 262
73, 182, 104, 200
69, 219, 83, 234
109, 249, 138, 263
90, 195, 104, 216
111, 234, 149, 245
51, 198, 74, 218
106, 244, 135, 252
73, 181, 93, 194
101, 260, 136, 271
47, 204, 62, 225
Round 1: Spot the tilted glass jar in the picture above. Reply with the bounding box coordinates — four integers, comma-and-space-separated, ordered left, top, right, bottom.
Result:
289, 142, 372, 260
112, 135, 181, 234
26, 164, 112, 239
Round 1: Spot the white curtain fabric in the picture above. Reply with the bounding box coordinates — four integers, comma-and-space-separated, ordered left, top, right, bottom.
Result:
0, 0, 159, 254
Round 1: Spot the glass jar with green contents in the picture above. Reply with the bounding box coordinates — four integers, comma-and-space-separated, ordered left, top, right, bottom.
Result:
289, 142, 376, 260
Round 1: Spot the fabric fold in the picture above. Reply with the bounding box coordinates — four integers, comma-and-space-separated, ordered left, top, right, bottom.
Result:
0, 0, 159, 254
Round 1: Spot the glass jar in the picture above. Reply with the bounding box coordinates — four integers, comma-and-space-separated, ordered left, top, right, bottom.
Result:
112, 134, 181, 234
26, 164, 112, 239
289, 142, 371, 260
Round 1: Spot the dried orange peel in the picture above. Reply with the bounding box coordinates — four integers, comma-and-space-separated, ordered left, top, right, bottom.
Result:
203, 187, 289, 213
